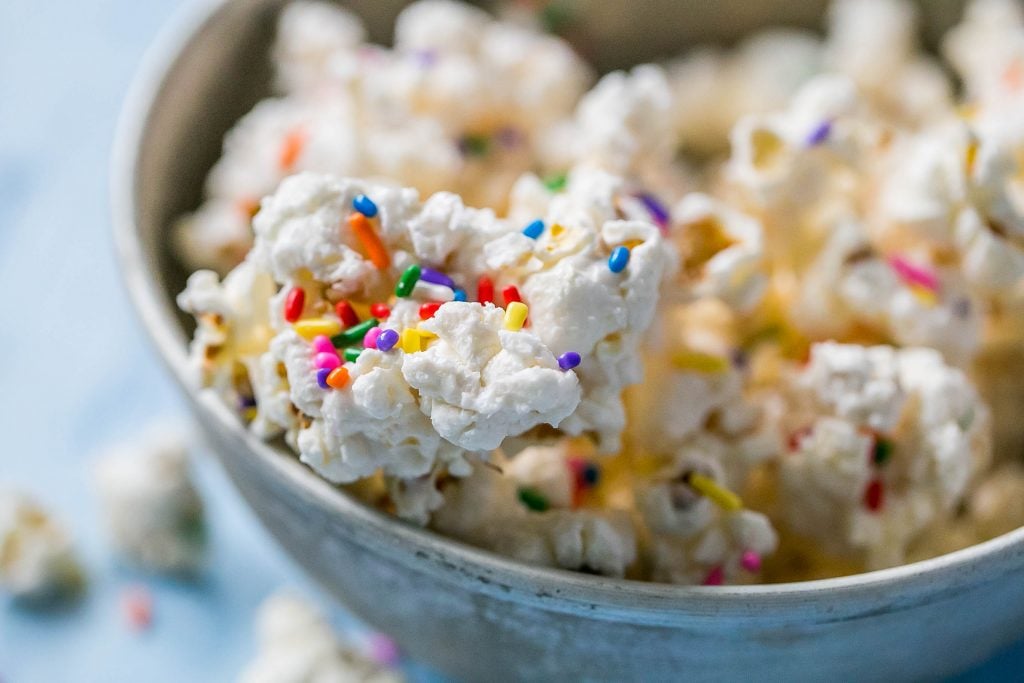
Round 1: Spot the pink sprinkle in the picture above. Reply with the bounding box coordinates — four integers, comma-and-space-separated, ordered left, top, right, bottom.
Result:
314, 352, 341, 370
741, 550, 762, 573
702, 566, 724, 586
366, 633, 400, 666
363, 326, 382, 349
121, 585, 153, 631
888, 255, 939, 292
311, 335, 335, 355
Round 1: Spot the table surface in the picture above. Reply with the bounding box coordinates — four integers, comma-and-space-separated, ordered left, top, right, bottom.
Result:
0, 1, 1021, 680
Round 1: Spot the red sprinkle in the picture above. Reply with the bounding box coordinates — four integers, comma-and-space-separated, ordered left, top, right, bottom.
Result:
335, 300, 360, 328
419, 302, 442, 320
502, 284, 522, 305
121, 585, 153, 631
702, 566, 724, 586
477, 275, 494, 305
284, 287, 305, 323
787, 426, 812, 452
864, 478, 884, 512
370, 302, 391, 320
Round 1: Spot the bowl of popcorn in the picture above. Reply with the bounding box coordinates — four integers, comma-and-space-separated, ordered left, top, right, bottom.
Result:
112, 0, 1024, 679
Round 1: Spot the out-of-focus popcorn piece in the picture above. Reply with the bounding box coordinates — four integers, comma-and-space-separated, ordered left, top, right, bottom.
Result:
433, 454, 636, 578
778, 343, 991, 569
93, 423, 207, 573
0, 492, 83, 602
239, 592, 405, 683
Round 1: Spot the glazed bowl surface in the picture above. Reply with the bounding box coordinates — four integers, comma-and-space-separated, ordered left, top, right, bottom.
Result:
112, 1, 1024, 680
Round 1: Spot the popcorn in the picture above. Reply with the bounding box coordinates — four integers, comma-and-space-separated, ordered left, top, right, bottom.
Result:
0, 492, 83, 601
778, 343, 991, 568
403, 302, 580, 452
93, 423, 206, 573
172, 0, 1024, 586
433, 457, 636, 577
239, 592, 404, 683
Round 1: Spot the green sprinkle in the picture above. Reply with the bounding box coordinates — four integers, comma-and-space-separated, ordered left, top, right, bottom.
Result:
543, 172, 567, 192
873, 438, 893, 466
331, 318, 379, 347
518, 486, 550, 512
395, 264, 422, 298
343, 347, 362, 363
540, 1, 574, 34
460, 133, 490, 157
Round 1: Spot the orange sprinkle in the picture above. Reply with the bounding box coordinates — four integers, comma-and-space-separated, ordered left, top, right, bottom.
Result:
326, 366, 350, 389
278, 127, 306, 171
237, 197, 260, 218
1003, 60, 1024, 91
348, 212, 391, 270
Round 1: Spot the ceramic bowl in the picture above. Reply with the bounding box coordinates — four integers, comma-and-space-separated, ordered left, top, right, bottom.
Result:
112, 1, 1024, 679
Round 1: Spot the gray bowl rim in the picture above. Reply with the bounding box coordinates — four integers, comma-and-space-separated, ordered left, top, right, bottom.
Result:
111, 0, 1024, 622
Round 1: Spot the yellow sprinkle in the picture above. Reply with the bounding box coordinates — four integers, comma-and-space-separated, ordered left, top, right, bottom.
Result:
910, 284, 938, 308
293, 318, 342, 340
503, 302, 529, 331
685, 472, 743, 511
416, 329, 438, 340
400, 328, 422, 353
965, 138, 979, 175
550, 223, 565, 237
670, 351, 730, 374
242, 407, 258, 421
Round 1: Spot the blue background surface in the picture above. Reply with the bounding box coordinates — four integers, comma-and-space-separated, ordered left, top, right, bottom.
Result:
0, 0, 1021, 680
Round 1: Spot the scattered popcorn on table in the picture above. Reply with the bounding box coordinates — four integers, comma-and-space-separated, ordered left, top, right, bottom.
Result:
0, 492, 84, 602
238, 592, 405, 683
93, 423, 207, 573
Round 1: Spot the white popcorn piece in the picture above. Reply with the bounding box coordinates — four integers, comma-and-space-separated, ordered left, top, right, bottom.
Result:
432, 459, 636, 578
239, 592, 404, 683
778, 343, 991, 568
403, 303, 580, 452
673, 193, 767, 313
635, 450, 778, 585
0, 492, 83, 601
93, 423, 206, 573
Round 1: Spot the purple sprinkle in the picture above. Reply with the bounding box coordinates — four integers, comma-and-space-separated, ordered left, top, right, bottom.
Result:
635, 192, 670, 232
376, 328, 400, 352
413, 49, 437, 67
806, 120, 832, 146
557, 351, 581, 371
316, 368, 331, 389
419, 267, 456, 290
238, 395, 258, 409
367, 633, 400, 666
730, 348, 749, 370
495, 126, 525, 148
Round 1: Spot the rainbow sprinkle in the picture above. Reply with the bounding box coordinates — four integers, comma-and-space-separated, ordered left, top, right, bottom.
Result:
684, 472, 743, 511
608, 246, 630, 273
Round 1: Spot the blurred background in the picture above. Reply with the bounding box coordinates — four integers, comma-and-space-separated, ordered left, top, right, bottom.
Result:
0, 0, 1021, 680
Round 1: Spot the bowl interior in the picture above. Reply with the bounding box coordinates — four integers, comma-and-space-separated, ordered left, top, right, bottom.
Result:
115, 0, 1024, 614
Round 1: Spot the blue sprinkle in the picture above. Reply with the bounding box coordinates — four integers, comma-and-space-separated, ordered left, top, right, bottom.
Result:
353, 194, 378, 218
376, 328, 400, 352
805, 120, 832, 147
522, 219, 545, 239
608, 246, 630, 273
557, 351, 581, 371
582, 463, 600, 486
453, 288, 467, 302
316, 368, 331, 389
